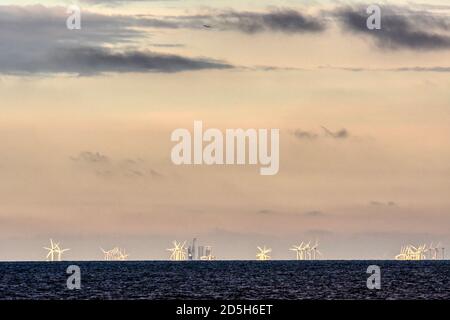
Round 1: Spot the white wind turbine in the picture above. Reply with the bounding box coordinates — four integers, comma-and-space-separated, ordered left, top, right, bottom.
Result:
310, 240, 322, 260
111, 247, 120, 259
407, 244, 419, 260
55, 243, 70, 261
435, 242, 442, 259
256, 246, 271, 261
167, 241, 187, 261
428, 243, 437, 260
44, 239, 58, 262
101, 247, 128, 261
417, 244, 428, 260
435, 243, 445, 259
290, 243, 304, 260
395, 245, 408, 260
44, 239, 69, 261
396, 244, 428, 260
100, 247, 111, 260
118, 248, 129, 260
431, 242, 442, 260
302, 241, 312, 260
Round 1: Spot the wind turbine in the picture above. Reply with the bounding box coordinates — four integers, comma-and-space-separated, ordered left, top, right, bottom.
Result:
396, 245, 416, 260
395, 246, 406, 260
396, 244, 429, 260
56, 246, 70, 261
430, 242, 446, 259
100, 247, 111, 260
418, 244, 428, 260
290, 243, 303, 260
167, 241, 187, 261
302, 241, 312, 260
428, 242, 439, 260
434, 242, 442, 259
102, 247, 129, 260
256, 246, 271, 261
407, 244, 419, 260
44, 239, 58, 262
44, 239, 69, 261
119, 248, 129, 260
178, 241, 187, 260
310, 240, 322, 260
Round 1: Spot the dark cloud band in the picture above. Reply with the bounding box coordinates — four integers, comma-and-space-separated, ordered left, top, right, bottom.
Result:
48, 47, 233, 75
336, 6, 450, 50
0, 5, 232, 75
1, 4, 450, 76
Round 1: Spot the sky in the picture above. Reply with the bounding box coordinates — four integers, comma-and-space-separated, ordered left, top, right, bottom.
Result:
0, 0, 450, 260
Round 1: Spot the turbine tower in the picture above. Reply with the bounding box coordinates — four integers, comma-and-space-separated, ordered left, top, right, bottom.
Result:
310, 240, 322, 260
101, 247, 129, 261
44, 239, 58, 262
395, 244, 429, 260
56, 246, 70, 261
290, 242, 303, 260
256, 246, 271, 261
44, 239, 69, 261
118, 248, 129, 260
291, 240, 322, 260
428, 243, 440, 260
167, 241, 187, 261
303, 241, 312, 260
101, 247, 111, 261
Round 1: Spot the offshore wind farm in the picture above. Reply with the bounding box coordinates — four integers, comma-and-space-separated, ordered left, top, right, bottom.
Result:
2, 238, 450, 300
35, 237, 448, 262
0, 238, 440, 300
1, 0, 450, 303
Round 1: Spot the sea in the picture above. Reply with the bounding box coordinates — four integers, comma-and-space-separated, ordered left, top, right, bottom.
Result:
0, 261, 449, 300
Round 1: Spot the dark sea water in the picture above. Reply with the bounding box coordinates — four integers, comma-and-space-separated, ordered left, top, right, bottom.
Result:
0, 261, 449, 300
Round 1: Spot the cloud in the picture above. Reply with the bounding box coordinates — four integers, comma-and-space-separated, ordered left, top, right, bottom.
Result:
0, 5, 232, 75
257, 209, 276, 215
291, 127, 350, 140
336, 5, 450, 50
244, 65, 307, 72
81, 0, 177, 5
71, 152, 164, 179
71, 151, 110, 164
3, 4, 450, 75
319, 65, 450, 73
370, 201, 398, 207
209, 9, 326, 34
135, 9, 326, 34
150, 169, 164, 179
321, 126, 349, 139
303, 210, 327, 217
292, 129, 318, 140
149, 43, 185, 48
118, 158, 164, 179
43, 46, 232, 75
390, 66, 450, 72
257, 209, 328, 218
